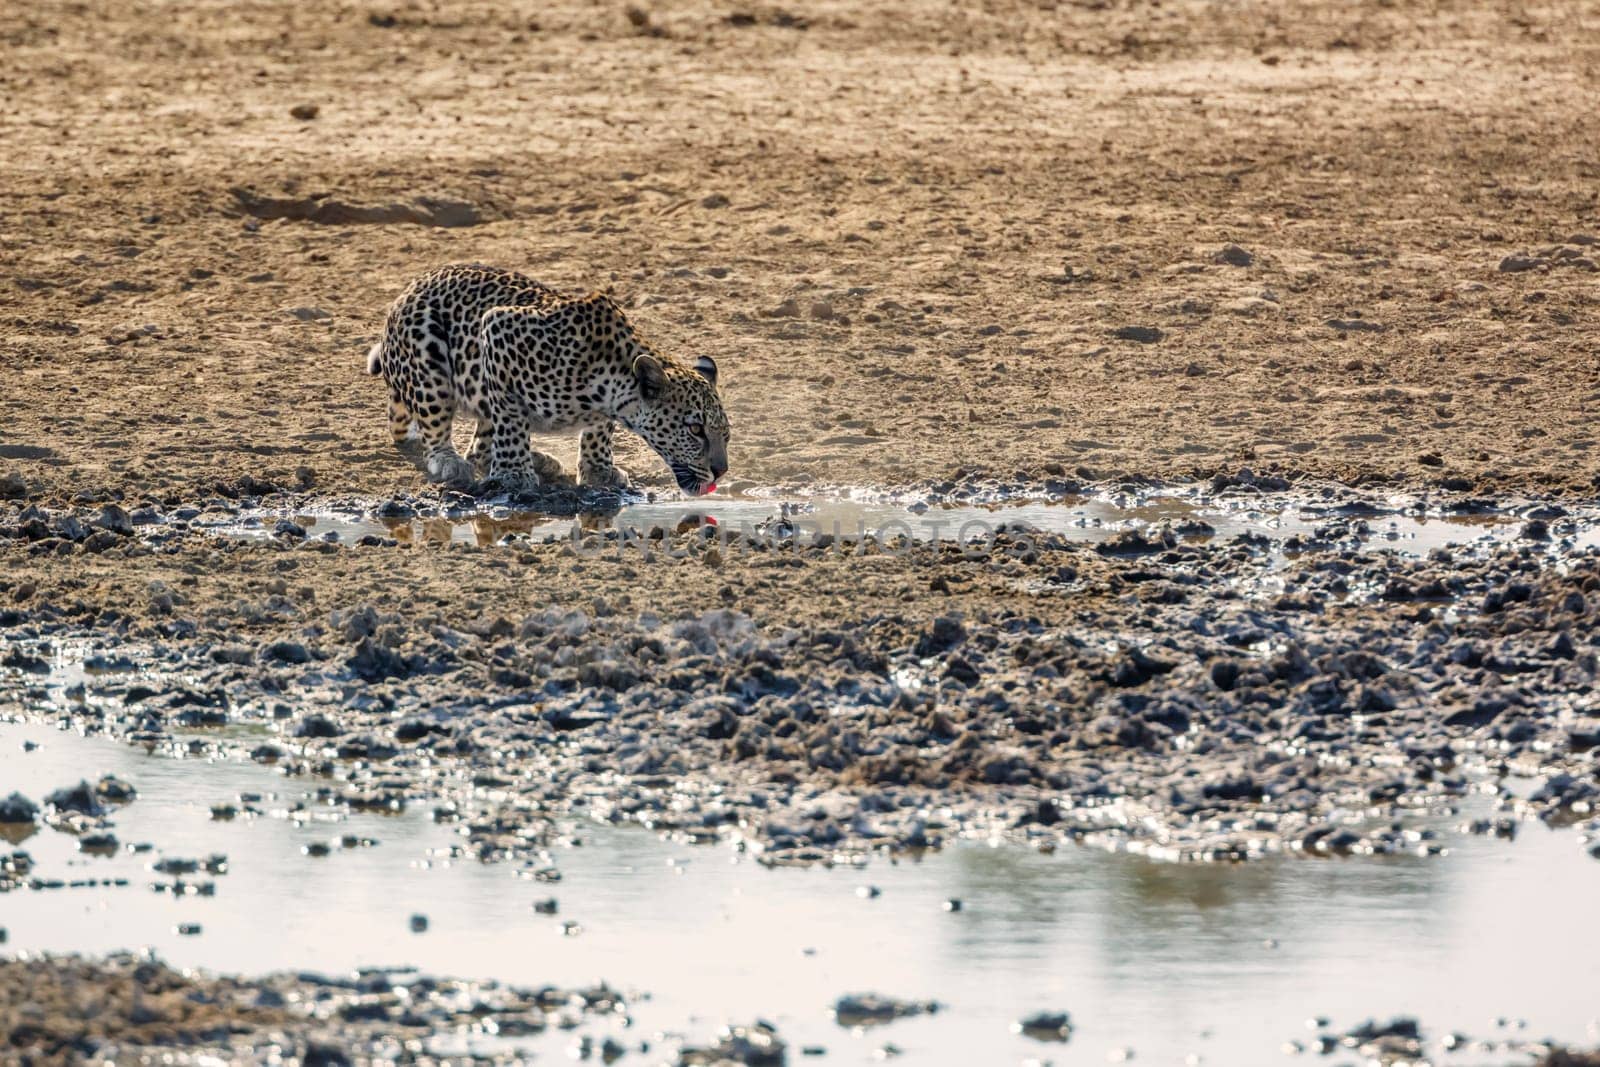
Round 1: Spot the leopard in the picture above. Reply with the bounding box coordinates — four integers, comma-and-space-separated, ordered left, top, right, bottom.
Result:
365, 265, 729, 496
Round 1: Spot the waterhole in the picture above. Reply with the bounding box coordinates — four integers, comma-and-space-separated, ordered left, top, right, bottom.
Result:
198, 485, 1598, 557
4, 719, 1597, 1064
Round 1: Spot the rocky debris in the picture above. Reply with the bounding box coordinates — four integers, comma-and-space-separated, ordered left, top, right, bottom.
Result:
0, 953, 626, 1062
1297, 1017, 1426, 1064
832, 993, 940, 1027
4, 490, 1600, 865
680, 1021, 786, 1065
1498, 245, 1598, 273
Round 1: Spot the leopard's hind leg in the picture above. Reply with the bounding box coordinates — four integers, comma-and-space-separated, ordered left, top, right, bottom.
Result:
390, 393, 422, 457
395, 327, 473, 488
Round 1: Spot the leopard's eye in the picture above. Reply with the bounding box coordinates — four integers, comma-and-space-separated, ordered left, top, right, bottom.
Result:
687, 420, 705, 438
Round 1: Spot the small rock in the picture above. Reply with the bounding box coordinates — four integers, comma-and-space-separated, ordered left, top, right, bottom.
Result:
293, 714, 339, 739
1014, 1011, 1073, 1042
1213, 243, 1253, 267
95, 776, 137, 803
1113, 325, 1163, 344
0, 793, 39, 825
409, 913, 429, 933
78, 832, 118, 854
679, 1022, 786, 1066
1498, 254, 1542, 273
288, 307, 331, 322
289, 103, 320, 120
265, 640, 312, 664
44, 780, 105, 817
91, 505, 134, 536
832, 993, 939, 1027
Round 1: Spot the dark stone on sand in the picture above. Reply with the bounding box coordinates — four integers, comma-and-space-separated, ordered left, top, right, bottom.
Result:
294, 714, 341, 739
914, 615, 966, 656
91, 505, 134, 536
264, 640, 312, 664
1015, 1010, 1073, 1041
0, 793, 38, 825
832, 993, 940, 1027
44, 780, 106, 817
347, 637, 408, 681
1214, 243, 1253, 267
1113, 325, 1163, 343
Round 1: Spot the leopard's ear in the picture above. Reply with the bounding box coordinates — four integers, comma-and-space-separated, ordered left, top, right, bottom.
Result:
693, 355, 718, 386
634, 354, 667, 399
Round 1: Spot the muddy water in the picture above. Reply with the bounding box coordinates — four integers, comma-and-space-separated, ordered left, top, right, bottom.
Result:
4, 719, 1598, 1064
206, 485, 1598, 556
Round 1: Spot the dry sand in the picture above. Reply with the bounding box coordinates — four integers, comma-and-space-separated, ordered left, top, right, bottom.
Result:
4, 0, 1600, 501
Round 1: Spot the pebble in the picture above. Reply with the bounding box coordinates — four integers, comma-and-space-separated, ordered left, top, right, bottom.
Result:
1015, 1011, 1073, 1041
1213, 243, 1254, 267
832, 993, 940, 1027
0, 793, 38, 825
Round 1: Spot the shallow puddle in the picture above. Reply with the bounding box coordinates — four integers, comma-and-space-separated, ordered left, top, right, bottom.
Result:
4, 719, 1598, 1064
207, 485, 1598, 557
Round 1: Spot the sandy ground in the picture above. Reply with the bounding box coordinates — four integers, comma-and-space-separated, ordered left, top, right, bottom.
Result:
4, 0, 1600, 502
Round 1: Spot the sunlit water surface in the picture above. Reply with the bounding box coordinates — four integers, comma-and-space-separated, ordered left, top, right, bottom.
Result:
3, 720, 1598, 1065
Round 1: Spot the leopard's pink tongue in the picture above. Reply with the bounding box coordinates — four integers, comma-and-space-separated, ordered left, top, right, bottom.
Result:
704, 482, 717, 495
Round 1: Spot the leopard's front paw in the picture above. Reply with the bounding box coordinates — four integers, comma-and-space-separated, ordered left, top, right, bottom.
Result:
579, 463, 632, 490
426, 451, 476, 489
481, 466, 544, 497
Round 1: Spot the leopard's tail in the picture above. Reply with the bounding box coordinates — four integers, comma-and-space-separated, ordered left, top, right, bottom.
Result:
365, 341, 384, 376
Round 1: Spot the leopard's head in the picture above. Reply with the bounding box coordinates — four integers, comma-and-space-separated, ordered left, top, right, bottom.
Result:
628, 353, 729, 496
